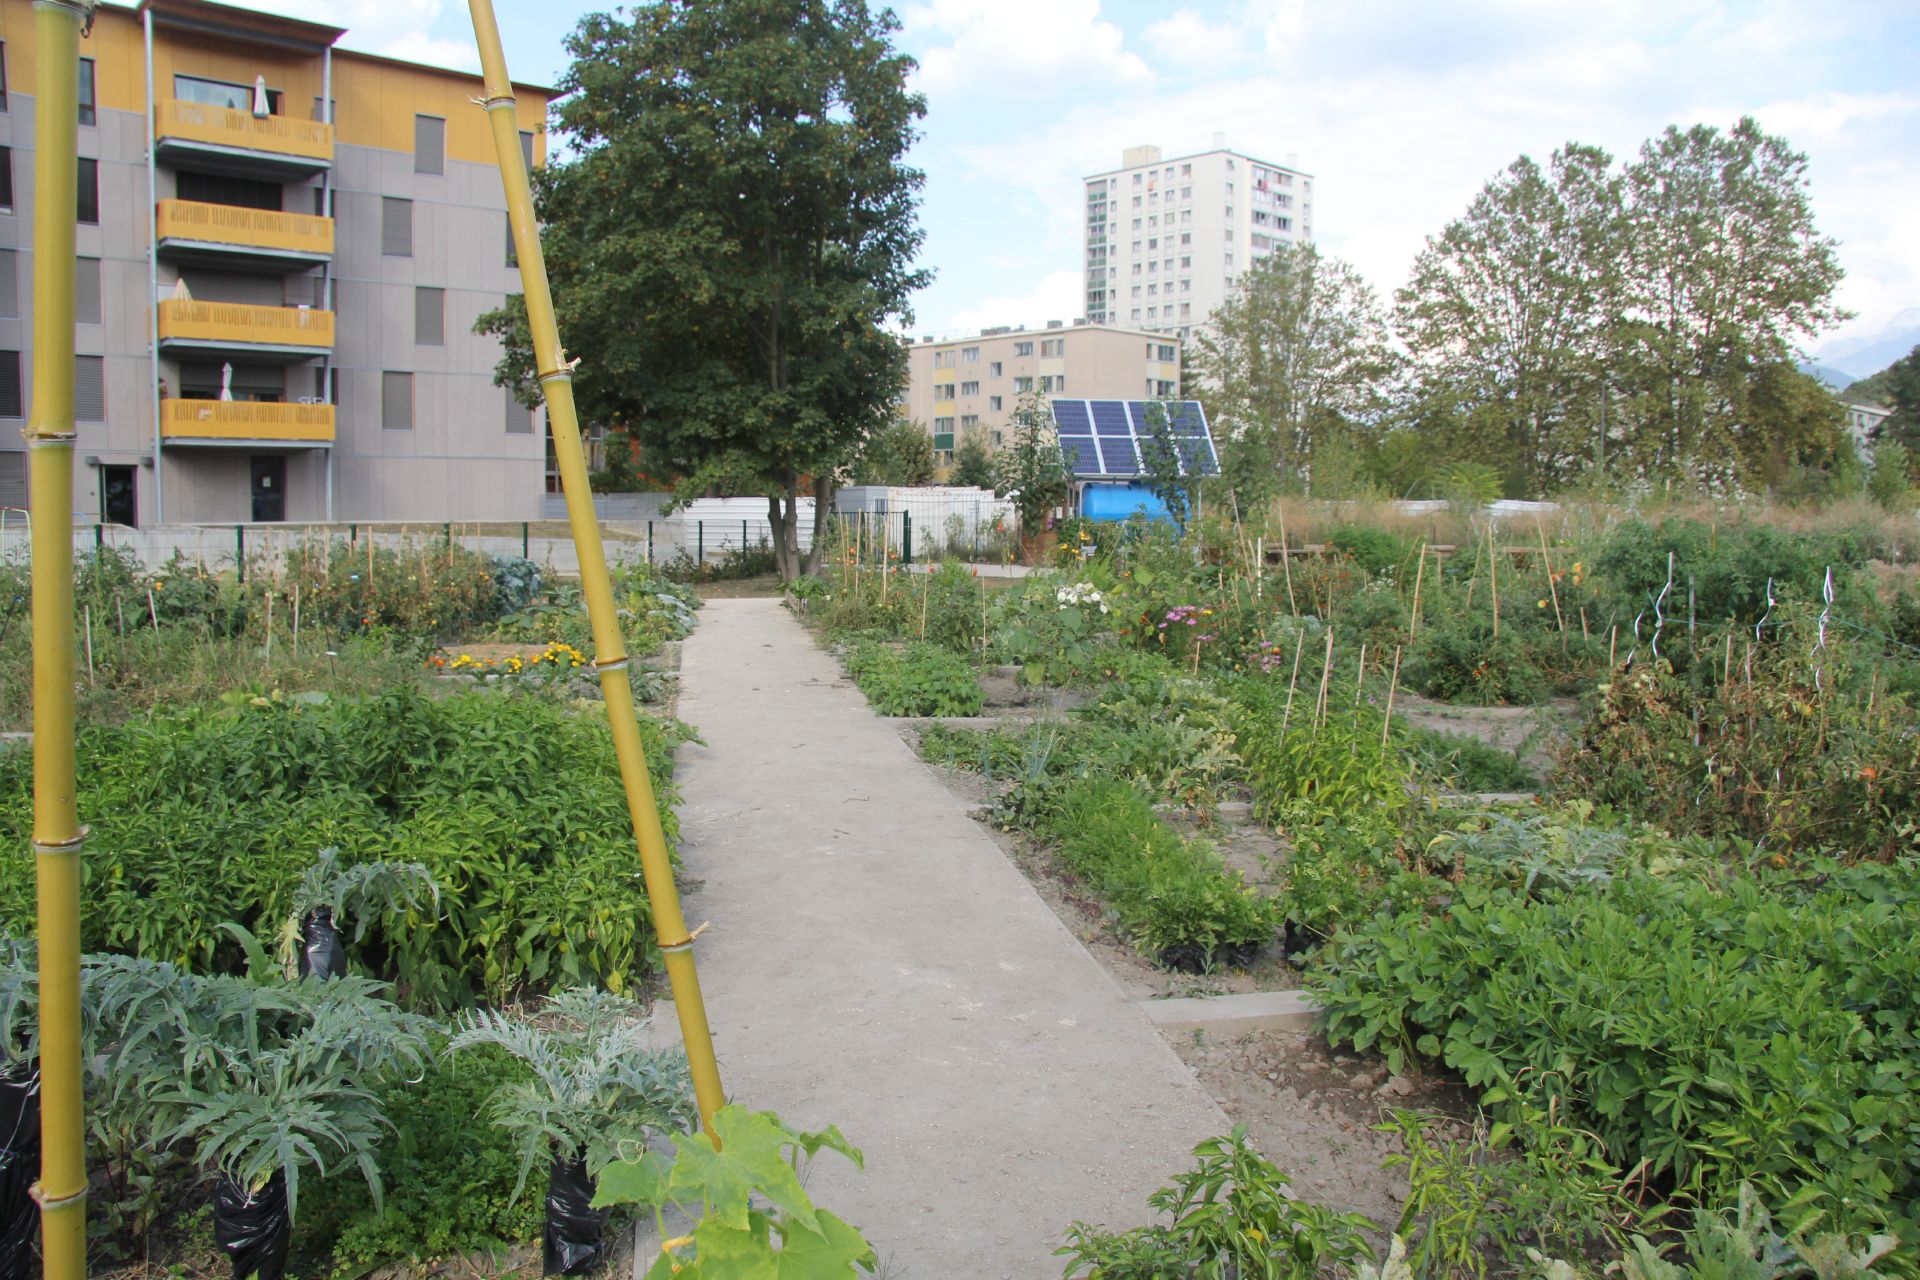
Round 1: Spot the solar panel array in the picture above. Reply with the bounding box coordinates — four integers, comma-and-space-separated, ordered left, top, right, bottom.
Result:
1049, 399, 1220, 478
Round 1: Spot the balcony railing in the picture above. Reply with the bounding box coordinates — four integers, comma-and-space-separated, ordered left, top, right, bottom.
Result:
156, 200, 334, 257
154, 99, 333, 165
158, 300, 334, 351
160, 400, 335, 445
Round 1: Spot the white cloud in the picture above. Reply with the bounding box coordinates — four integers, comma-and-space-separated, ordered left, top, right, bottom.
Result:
940, 270, 1084, 335
911, 0, 1920, 344
224, 0, 477, 71
900, 0, 1151, 99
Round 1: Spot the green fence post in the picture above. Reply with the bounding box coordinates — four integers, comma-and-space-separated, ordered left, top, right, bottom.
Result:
236, 525, 246, 583
443, 521, 452, 548
521, 521, 529, 559
903, 509, 912, 567
647, 521, 654, 565
742, 518, 748, 553
92, 524, 102, 551
698, 521, 704, 564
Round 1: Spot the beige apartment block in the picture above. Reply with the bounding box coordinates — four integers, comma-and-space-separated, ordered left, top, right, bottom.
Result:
903, 321, 1180, 463
0, 0, 551, 526
1084, 139, 1314, 342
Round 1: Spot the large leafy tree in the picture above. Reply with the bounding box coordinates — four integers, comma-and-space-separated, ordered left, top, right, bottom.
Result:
1613, 117, 1849, 489
1864, 345, 1920, 452
478, 0, 929, 579
1396, 146, 1620, 494
1191, 243, 1395, 508
850, 419, 935, 486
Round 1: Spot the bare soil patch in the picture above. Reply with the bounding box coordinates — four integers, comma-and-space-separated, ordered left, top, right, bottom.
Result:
1394, 691, 1577, 776
693, 574, 785, 600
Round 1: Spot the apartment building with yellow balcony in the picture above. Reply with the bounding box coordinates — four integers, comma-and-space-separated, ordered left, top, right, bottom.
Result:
0, 0, 551, 524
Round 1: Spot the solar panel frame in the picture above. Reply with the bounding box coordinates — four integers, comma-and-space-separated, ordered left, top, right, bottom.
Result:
1048, 398, 1219, 479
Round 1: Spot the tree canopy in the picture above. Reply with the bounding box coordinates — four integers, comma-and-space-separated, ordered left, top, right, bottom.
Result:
478, 0, 929, 579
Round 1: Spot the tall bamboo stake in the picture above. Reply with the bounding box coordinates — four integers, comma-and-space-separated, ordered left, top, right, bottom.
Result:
468, 0, 726, 1139
26, 2, 93, 1267
1276, 500, 1298, 614
1380, 646, 1403, 746
1353, 643, 1367, 708
1313, 627, 1335, 731
293, 582, 301, 656
1408, 542, 1427, 645
1280, 629, 1305, 735
83, 607, 93, 688
1488, 521, 1500, 641
1536, 522, 1564, 635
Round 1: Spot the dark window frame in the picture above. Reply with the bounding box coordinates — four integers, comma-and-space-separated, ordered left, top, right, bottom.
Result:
381, 370, 414, 430
414, 113, 446, 176
77, 157, 98, 225
78, 56, 95, 126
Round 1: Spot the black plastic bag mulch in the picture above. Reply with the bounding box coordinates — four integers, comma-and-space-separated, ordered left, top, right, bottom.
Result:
296, 906, 347, 981
0, 1061, 40, 1280
213, 1169, 291, 1280
545, 1152, 611, 1276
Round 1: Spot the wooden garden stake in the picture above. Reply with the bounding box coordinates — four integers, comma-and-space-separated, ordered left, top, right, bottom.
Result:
1536, 522, 1565, 635
293, 583, 302, 656
1487, 521, 1500, 641
264, 589, 274, 666
115, 595, 125, 637
1280, 629, 1305, 735
1313, 627, 1335, 732
1354, 643, 1368, 707
147, 586, 160, 632
82, 606, 93, 687
1580, 606, 1589, 642
1277, 502, 1298, 615
1380, 646, 1402, 746
1254, 537, 1263, 600
1607, 625, 1616, 669
919, 578, 929, 641
1723, 632, 1733, 686
1409, 543, 1427, 645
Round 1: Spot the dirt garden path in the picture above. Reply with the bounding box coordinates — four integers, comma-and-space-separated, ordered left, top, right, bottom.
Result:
662, 597, 1229, 1279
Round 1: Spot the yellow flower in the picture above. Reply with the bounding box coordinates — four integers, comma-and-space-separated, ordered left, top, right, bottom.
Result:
1538, 599, 1548, 608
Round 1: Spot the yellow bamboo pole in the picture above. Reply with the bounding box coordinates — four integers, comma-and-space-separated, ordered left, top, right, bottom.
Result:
27, 2, 93, 1270
466, 0, 727, 1138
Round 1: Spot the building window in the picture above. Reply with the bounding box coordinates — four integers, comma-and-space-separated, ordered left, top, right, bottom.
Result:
506, 391, 533, 434
988, 361, 1002, 377
960, 381, 979, 396
934, 384, 954, 401
0, 42, 8, 112
0, 350, 19, 417
0, 252, 14, 318
382, 371, 414, 429
989, 395, 1002, 411
961, 414, 979, 429
1040, 338, 1063, 357
75, 355, 104, 421
415, 286, 445, 345
934, 350, 954, 368
78, 57, 95, 126
77, 158, 98, 224
75, 257, 100, 325
1156, 344, 1176, 361
1041, 375, 1064, 393
0, 148, 12, 212
1013, 341, 1033, 356
1013, 376, 1033, 392
414, 115, 446, 175
961, 346, 979, 362
521, 130, 536, 167
382, 197, 413, 257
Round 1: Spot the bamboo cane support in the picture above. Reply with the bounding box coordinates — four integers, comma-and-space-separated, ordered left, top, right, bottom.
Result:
1487, 522, 1500, 642
1408, 543, 1426, 645
1381, 646, 1403, 747
27, 3, 93, 1268
1280, 630, 1305, 735
1277, 501, 1297, 614
1313, 627, 1335, 731
466, 0, 727, 1139
1536, 522, 1564, 636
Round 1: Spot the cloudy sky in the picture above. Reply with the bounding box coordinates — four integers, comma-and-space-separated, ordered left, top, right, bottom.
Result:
259, 0, 1918, 354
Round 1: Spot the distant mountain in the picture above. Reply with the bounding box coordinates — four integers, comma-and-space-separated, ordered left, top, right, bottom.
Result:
1816, 308, 1920, 380
1800, 361, 1855, 392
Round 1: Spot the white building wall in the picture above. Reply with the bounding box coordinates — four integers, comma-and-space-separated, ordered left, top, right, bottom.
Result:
1084, 143, 1314, 342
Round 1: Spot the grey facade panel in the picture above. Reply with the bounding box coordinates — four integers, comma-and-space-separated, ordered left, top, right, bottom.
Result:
0, 449, 23, 509
74, 354, 104, 421
74, 255, 99, 325
414, 115, 444, 176
506, 390, 531, 433
381, 196, 412, 257
0, 249, 14, 318
415, 285, 444, 345
382, 370, 413, 430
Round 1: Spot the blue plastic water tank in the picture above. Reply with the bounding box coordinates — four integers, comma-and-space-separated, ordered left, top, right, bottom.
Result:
1081, 483, 1171, 523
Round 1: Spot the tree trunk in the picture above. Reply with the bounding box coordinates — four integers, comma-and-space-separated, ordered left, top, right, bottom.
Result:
804, 474, 833, 577
767, 493, 796, 582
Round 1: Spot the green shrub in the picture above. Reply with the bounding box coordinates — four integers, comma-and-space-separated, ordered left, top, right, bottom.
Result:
1405, 614, 1554, 704
1590, 518, 1872, 633
1310, 859, 1920, 1242
846, 641, 983, 716
1038, 777, 1278, 967
1399, 723, 1540, 792
284, 538, 502, 638
0, 689, 692, 1008
1229, 675, 1413, 837
1058, 1127, 1375, 1278
1327, 523, 1417, 578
